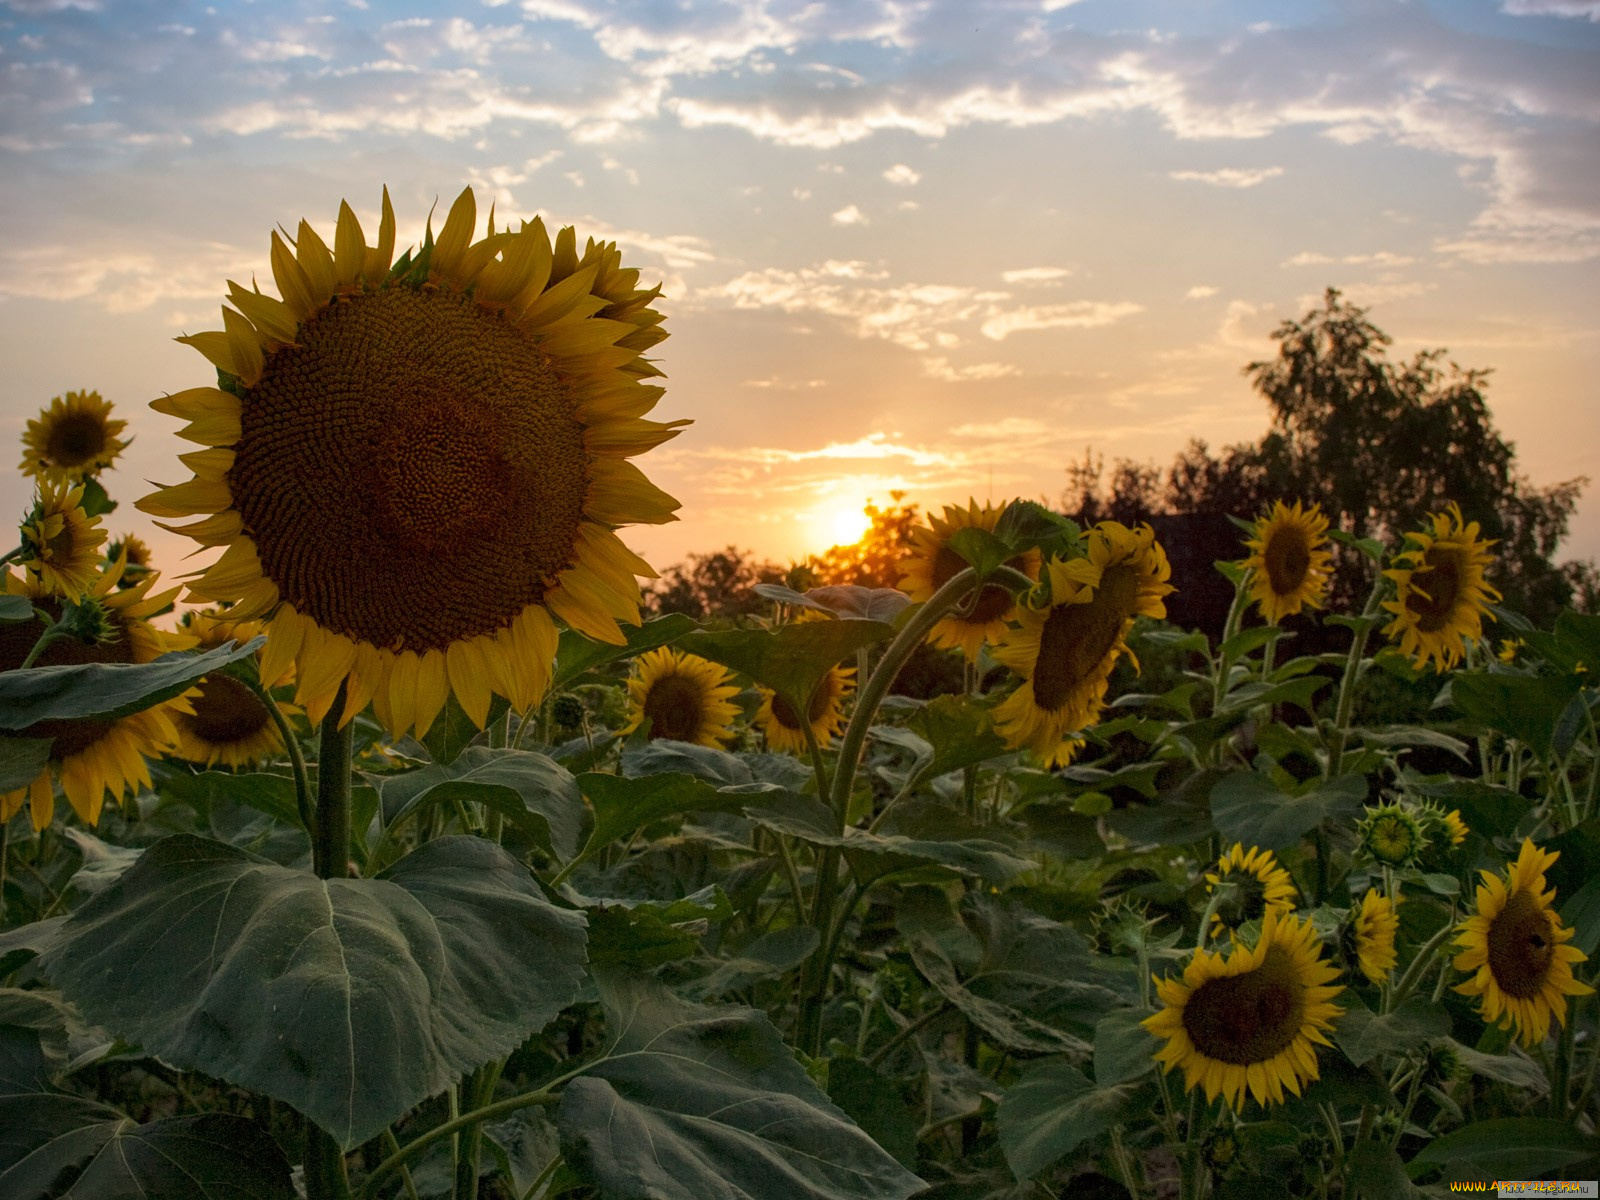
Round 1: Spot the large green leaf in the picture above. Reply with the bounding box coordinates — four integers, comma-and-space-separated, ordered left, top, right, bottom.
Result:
1409, 1117, 1600, 1181
905, 694, 1011, 782
559, 972, 924, 1200
39, 834, 587, 1149
420, 689, 510, 765
552, 614, 697, 692
1210, 771, 1367, 852
1093, 1008, 1158, 1086
0, 1094, 294, 1199
1448, 672, 1585, 760
378, 747, 588, 863
0, 639, 264, 728
621, 740, 754, 787
0, 595, 33, 624
753, 583, 913, 623
1335, 996, 1449, 1067
576, 771, 769, 863
0, 738, 50, 794
680, 620, 893, 723
996, 1058, 1141, 1180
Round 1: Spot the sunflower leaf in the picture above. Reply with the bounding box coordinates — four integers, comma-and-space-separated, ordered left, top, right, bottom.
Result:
38, 834, 588, 1150
995, 1058, 1145, 1180
0, 1095, 295, 1200
753, 583, 913, 623
0, 639, 264, 728
575, 772, 773, 865
1093, 1008, 1159, 1086
559, 969, 925, 1200
552, 614, 697, 693
0, 738, 51, 794
1334, 995, 1449, 1067
1408, 1117, 1600, 1181
0, 595, 33, 624
1445, 672, 1584, 760
993, 500, 1077, 555
946, 526, 1010, 579
680, 620, 893, 722
1209, 770, 1367, 852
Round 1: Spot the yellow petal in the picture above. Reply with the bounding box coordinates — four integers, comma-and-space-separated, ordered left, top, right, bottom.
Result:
431, 187, 476, 281
175, 329, 239, 377
260, 606, 305, 690
413, 649, 449, 740
296, 218, 337, 299
136, 478, 233, 518
178, 447, 235, 481
446, 638, 493, 729
155, 509, 243, 547
364, 186, 396, 279
271, 229, 317, 320
177, 407, 243, 447
333, 200, 366, 287
386, 650, 420, 739
227, 282, 299, 344
223, 305, 264, 387
151, 386, 238, 422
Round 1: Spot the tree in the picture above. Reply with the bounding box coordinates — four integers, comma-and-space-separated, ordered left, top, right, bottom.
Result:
643, 546, 790, 622
802, 493, 922, 589
1066, 289, 1595, 623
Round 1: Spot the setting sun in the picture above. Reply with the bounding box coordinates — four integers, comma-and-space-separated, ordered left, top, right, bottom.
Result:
822, 499, 872, 547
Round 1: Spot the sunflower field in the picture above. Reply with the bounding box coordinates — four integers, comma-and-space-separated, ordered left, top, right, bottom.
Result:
1, 187, 1598, 1200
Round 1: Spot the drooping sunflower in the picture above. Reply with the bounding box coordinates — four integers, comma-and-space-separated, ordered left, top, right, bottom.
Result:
0, 554, 194, 829
992, 521, 1173, 767
19, 389, 129, 484
1144, 907, 1344, 1112
1453, 838, 1593, 1048
1348, 889, 1399, 984
1205, 843, 1298, 939
1382, 502, 1500, 672
756, 666, 855, 755
899, 499, 1041, 660
19, 481, 107, 600
139, 187, 683, 741
621, 647, 740, 747
1240, 500, 1332, 623
170, 610, 296, 769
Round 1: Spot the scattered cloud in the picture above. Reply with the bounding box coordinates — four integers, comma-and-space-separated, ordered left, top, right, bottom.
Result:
1169, 166, 1285, 188
980, 301, 1144, 341
1501, 1, 1600, 18
1283, 250, 1416, 268
831, 204, 869, 226
882, 163, 921, 186
948, 416, 1055, 439
1001, 267, 1072, 285
1186, 285, 1218, 299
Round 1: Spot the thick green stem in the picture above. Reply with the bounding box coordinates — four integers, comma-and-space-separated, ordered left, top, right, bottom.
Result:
243, 673, 313, 833
1211, 574, 1252, 717
1389, 920, 1458, 1009
19, 620, 70, 670
1325, 572, 1390, 781
454, 1061, 502, 1200
305, 683, 354, 1200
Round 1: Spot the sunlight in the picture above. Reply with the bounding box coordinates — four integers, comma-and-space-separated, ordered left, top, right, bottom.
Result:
823, 498, 872, 547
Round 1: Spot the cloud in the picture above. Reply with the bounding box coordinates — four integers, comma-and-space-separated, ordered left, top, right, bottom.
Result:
1282, 250, 1417, 268
831, 204, 869, 225
1169, 166, 1285, 188
0, 239, 256, 313
1186, 285, 1219, 299
1001, 267, 1072, 284
1501, 1, 1600, 18
921, 358, 1022, 383
882, 163, 921, 185
948, 416, 1054, 439
980, 301, 1144, 341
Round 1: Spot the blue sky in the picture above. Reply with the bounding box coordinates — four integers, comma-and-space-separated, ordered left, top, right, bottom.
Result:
3, 0, 1598, 575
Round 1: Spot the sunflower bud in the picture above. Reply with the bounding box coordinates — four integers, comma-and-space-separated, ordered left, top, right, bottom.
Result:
60, 597, 120, 647
1359, 802, 1427, 868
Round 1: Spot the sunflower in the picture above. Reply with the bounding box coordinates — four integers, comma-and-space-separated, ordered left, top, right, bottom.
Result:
1348, 889, 1399, 984
1382, 503, 1500, 672
756, 666, 854, 755
169, 610, 296, 769
1443, 809, 1468, 847
1144, 908, 1344, 1111
0, 554, 194, 829
139, 187, 683, 741
1240, 500, 1332, 623
1205, 843, 1297, 939
19, 389, 129, 484
899, 499, 1041, 660
992, 521, 1172, 767
1359, 802, 1426, 868
1453, 838, 1593, 1048
621, 647, 740, 747
19, 481, 107, 600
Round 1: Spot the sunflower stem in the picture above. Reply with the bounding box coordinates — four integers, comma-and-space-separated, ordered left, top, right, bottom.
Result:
18, 618, 70, 671
1324, 571, 1389, 782
454, 1059, 502, 1200
380, 1129, 422, 1200
1388, 919, 1458, 1010
0, 545, 21, 566
1552, 992, 1579, 1120
360, 1086, 565, 1200
1211, 573, 1252, 720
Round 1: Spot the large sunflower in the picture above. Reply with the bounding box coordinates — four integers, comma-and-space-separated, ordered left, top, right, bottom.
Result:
621, 647, 740, 747
20, 481, 107, 600
170, 611, 296, 769
1144, 908, 1344, 1112
1453, 838, 1592, 1048
139, 187, 683, 740
1240, 500, 1332, 623
756, 666, 854, 755
1382, 503, 1500, 672
899, 499, 1041, 660
992, 521, 1172, 767
1349, 889, 1399, 984
19, 389, 129, 484
0, 555, 193, 829
1205, 843, 1297, 939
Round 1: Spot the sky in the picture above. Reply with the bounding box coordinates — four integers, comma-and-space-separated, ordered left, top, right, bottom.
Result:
3, 0, 1598, 587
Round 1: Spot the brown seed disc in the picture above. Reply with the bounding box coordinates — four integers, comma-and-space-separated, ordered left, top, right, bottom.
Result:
1181, 946, 1307, 1066
184, 674, 274, 746
772, 677, 836, 730
643, 673, 708, 742
1487, 887, 1556, 999
231, 285, 590, 652
1406, 546, 1466, 633
46, 414, 109, 468
1264, 527, 1312, 597
1031, 564, 1141, 712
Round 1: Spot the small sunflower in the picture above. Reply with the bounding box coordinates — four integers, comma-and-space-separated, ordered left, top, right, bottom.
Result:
19, 481, 108, 600
1144, 908, 1344, 1111
899, 499, 1041, 660
1443, 809, 1468, 847
19, 390, 129, 484
1348, 889, 1399, 984
756, 666, 854, 755
1240, 500, 1332, 624
1382, 503, 1500, 672
1453, 838, 1593, 1048
170, 611, 296, 769
139, 187, 683, 741
621, 647, 740, 747
992, 521, 1173, 767
0, 555, 194, 829
1359, 801, 1426, 868
1205, 843, 1297, 939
